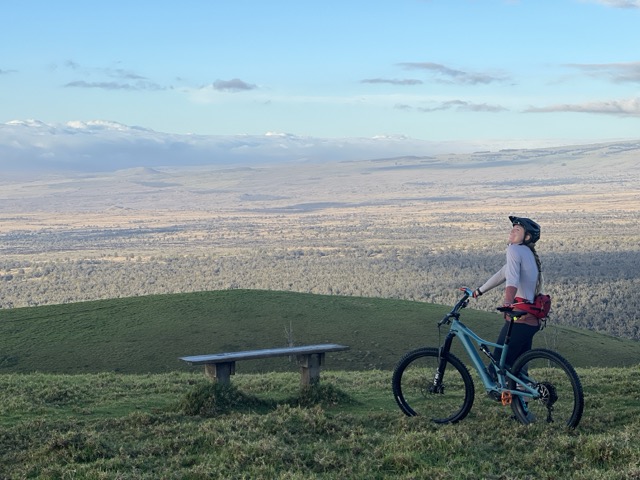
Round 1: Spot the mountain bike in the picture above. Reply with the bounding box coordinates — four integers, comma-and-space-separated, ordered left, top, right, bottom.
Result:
392, 288, 584, 429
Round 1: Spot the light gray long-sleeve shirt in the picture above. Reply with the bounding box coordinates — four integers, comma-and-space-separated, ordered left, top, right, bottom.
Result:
479, 244, 539, 302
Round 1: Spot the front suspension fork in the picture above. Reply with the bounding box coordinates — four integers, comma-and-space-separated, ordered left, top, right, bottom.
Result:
431, 333, 456, 392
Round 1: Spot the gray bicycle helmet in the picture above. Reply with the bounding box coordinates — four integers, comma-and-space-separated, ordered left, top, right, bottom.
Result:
509, 216, 540, 244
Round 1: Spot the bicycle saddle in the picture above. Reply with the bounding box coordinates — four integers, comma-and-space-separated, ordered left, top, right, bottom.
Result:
496, 306, 528, 317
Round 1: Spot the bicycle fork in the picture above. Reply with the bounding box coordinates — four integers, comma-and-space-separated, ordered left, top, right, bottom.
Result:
431, 333, 456, 394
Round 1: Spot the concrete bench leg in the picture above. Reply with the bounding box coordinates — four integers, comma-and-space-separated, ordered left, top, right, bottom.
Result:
204, 362, 235, 384
298, 353, 325, 386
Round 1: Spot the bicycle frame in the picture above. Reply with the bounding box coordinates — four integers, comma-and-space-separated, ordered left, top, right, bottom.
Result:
437, 289, 539, 402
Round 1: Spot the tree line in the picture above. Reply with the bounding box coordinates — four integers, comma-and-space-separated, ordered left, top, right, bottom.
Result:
1, 244, 638, 341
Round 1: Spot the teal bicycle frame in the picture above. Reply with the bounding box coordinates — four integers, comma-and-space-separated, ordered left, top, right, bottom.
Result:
436, 288, 538, 403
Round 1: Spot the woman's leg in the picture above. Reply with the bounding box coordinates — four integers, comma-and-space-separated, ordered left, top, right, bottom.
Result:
505, 323, 540, 366
492, 322, 540, 368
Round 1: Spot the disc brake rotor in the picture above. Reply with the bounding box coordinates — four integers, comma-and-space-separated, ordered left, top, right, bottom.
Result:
537, 382, 558, 407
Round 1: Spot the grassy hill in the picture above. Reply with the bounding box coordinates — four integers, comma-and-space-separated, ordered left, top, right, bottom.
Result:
1, 289, 638, 375
1, 290, 639, 478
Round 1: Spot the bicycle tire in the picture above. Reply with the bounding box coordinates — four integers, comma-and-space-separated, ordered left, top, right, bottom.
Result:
509, 348, 584, 429
392, 347, 475, 423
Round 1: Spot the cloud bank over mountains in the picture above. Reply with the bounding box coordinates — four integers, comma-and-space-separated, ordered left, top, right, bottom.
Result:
1, 119, 559, 173
0, 120, 455, 172
3, 120, 639, 176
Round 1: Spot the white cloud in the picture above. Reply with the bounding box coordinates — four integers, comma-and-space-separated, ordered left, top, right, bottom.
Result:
396, 62, 509, 85
526, 97, 640, 116
567, 62, 640, 84
58, 60, 166, 91
584, 0, 640, 8
417, 100, 508, 113
211, 78, 258, 92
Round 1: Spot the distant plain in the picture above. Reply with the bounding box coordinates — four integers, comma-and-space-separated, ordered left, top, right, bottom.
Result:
1, 140, 639, 340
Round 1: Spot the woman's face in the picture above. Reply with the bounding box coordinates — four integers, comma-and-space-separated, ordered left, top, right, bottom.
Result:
509, 224, 526, 245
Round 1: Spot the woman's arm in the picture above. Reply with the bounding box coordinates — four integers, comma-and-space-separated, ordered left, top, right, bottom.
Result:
476, 265, 506, 295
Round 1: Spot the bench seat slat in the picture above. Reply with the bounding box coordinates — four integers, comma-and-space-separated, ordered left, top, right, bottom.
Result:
180, 343, 349, 365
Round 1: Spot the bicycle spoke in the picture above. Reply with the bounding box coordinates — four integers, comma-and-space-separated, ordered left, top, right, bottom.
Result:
510, 349, 584, 429
392, 348, 474, 423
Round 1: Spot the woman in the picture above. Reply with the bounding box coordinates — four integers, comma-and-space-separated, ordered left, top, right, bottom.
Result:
473, 216, 543, 370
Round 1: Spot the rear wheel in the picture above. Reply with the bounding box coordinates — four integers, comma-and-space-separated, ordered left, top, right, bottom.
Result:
392, 347, 474, 423
509, 348, 584, 429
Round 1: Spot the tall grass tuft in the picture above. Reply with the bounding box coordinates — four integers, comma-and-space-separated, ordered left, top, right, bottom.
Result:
180, 382, 269, 416
293, 383, 355, 408
180, 380, 355, 417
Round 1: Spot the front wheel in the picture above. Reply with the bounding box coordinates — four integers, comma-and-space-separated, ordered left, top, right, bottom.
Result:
509, 348, 584, 429
392, 347, 475, 423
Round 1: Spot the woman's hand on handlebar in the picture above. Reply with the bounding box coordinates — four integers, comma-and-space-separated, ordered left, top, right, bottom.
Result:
459, 286, 481, 299
459, 287, 474, 297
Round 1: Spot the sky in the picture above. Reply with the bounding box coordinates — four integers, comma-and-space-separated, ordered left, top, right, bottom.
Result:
2, 0, 640, 150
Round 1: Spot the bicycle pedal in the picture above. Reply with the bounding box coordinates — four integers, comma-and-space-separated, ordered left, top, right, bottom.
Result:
501, 391, 512, 406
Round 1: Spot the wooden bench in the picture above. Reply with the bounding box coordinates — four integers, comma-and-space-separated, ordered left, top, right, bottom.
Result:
179, 343, 350, 386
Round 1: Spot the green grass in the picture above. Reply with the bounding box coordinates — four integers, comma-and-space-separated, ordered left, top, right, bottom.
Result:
1, 289, 638, 377
0, 289, 638, 478
0, 366, 639, 479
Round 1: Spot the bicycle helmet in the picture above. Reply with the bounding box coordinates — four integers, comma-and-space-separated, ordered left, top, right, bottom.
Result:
509, 216, 540, 244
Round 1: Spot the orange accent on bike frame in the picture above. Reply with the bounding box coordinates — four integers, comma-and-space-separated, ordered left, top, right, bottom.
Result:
501, 391, 512, 406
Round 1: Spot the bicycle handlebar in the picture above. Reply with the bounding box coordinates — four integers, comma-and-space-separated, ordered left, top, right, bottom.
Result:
438, 287, 532, 326
438, 287, 473, 326
459, 287, 474, 298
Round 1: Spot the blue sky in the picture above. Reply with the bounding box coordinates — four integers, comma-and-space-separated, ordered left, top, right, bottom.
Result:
2, 0, 639, 148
